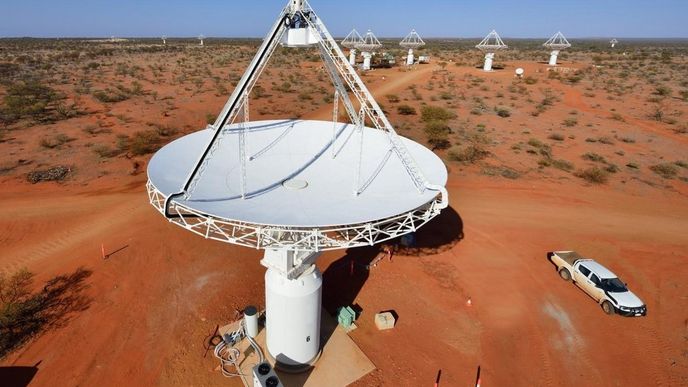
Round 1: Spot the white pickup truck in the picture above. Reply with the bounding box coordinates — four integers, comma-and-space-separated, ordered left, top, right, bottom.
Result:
548, 251, 646, 316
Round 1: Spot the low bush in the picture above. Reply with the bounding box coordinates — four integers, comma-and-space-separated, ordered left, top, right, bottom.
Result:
420, 105, 456, 122
649, 163, 679, 179
574, 167, 609, 184
397, 105, 416, 115
448, 144, 489, 164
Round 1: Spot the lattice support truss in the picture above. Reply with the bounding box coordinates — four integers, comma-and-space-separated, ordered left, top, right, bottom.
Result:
356, 29, 382, 53
400, 29, 425, 49
341, 29, 363, 48
476, 30, 507, 51
543, 31, 571, 50
149, 181, 444, 251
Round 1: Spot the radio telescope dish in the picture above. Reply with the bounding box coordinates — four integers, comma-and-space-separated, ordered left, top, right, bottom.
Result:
543, 31, 570, 66
341, 29, 364, 65
515, 67, 524, 77
147, 0, 447, 373
476, 30, 507, 72
356, 29, 382, 70
161, 35, 167, 46
198, 34, 205, 46
610, 38, 618, 48
400, 29, 425, 66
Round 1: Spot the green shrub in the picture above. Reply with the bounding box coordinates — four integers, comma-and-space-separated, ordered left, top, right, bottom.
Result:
649, 163, 679, 179
562, 118, 578, 127
551, 159, 574, 172
424, 121, 451, 150
397, 105, 416, 115
448, 144, 489, 164
574, 167, 609, 184
1, 80, 60, 123
582, 152, 606, 163
548, 133, 565, 141
129, 130, 161, 156
495, 107, 511, 118
93, 89, 129, 103
385, 94, 400, 103
420, 105, 456, 122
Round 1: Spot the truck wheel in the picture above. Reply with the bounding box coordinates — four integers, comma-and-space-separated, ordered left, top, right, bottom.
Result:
601, 301, 615, 315
558, 268, 571, 281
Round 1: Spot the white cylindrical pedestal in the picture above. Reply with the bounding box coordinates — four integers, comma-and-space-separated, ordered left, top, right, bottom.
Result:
483, 52, 494, 71
406, 49, 414, 66
611, 43, 615, 48
349, 49, 356, 65
265, 265, 322, 370
362, 52, 372, 70
549, 50, 559, 66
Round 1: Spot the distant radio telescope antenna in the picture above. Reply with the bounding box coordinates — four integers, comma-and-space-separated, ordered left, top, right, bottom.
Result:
543, 31, 571, 66
400, 29, 425, 66
147, 0, 447, 374
161, 35, 167, 46
110, 36, 115, 43
610, 38, 618, 48
475, 29, 507, 72
341, 29, 364, 66
198, 34, 205, 46
515, 67, 524, 78
356, 29, 382, 71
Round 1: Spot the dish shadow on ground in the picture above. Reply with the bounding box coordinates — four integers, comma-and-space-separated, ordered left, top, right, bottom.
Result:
320, 206, 464, 344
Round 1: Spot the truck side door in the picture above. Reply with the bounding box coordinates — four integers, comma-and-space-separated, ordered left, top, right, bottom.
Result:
574, 264, 597, 297
587, 273, 605, 302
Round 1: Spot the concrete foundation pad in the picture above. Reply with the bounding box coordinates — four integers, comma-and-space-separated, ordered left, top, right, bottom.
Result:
219, 309, 375, 387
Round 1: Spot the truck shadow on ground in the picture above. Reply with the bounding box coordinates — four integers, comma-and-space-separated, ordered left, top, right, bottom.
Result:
320, 206, 464, 344
0, 361, 41, 387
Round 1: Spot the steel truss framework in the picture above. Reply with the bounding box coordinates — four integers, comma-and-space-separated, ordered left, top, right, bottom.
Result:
543, 31, 571, 50
400, 29, 425, 49
341, 29, 363, 48
148, 181, 444, 251
151, 0, 448, 251
476, 30, 508, 51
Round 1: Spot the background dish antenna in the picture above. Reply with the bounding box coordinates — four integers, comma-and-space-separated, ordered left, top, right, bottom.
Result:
400, 29, 425, 66
198, 34, 205, 46
610, 38, 618, 48
161, 35, 167, 46
341, 29, 364, 65
475, 29, 507, 71
543, 31, 571, 66
356, 29, 382, 70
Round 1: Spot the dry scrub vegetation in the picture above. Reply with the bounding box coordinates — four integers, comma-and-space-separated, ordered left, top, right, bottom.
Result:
0, 37, 686, 191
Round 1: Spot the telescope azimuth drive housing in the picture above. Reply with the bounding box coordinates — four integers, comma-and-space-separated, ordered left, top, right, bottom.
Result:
147, 0, 448, 373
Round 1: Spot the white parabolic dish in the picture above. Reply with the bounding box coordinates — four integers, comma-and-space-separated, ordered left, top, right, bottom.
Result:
148, 120, 447, 229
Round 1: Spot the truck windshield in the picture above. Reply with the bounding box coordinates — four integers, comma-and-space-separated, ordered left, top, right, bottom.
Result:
601, 278, 627, 292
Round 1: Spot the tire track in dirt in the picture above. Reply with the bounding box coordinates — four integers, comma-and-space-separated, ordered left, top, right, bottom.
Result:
0, 194, 147, 273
